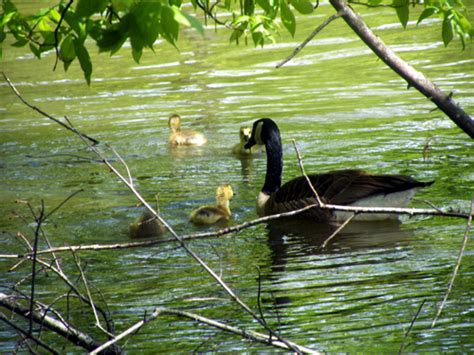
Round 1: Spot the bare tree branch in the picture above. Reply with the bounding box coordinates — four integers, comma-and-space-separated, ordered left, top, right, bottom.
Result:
0, 292, 105, 353
0, 312, 59, 354
91, 307, 320, 355
276, 10, 345, 68
1, 72, 99, 145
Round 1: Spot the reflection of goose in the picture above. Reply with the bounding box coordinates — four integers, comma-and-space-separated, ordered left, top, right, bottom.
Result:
189, 185, 234, 225
244, 118, 434, 221
232, 126, 262, 156
168, 114, 207, 146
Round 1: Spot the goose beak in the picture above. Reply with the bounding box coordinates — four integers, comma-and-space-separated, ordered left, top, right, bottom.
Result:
244, 135, 256, 150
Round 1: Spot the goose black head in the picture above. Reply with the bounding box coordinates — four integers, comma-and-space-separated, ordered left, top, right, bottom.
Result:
244, 118, 280, 149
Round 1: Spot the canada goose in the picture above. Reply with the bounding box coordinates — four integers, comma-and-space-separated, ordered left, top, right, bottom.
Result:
190, 184, 234, 225
232, 126, 262, 155
129, 210, 165, 238
244, 118, 434, 221
168, 114, 207, 146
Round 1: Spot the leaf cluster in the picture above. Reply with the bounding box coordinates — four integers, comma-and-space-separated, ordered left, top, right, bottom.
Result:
357, 0, 472, 48
0, 0, 471, 84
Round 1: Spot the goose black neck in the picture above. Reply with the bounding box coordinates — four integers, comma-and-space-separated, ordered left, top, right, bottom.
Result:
262, 128, 282, 195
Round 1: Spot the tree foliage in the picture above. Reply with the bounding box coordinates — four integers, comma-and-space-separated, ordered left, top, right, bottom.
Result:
0, 0, 472, 84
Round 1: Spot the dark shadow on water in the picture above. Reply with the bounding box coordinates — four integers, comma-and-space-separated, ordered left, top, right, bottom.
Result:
264, 218, 414, 309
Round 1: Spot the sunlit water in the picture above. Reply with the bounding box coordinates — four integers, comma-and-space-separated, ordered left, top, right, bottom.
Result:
1, 2, 473, 353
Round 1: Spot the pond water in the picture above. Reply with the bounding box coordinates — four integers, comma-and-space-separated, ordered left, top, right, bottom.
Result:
1, 2, 473, 353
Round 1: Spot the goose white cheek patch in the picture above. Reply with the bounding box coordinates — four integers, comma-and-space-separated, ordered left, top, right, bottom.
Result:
255, 121, 264, 145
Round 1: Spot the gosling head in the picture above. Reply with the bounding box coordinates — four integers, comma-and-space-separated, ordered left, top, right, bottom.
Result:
168, 114, 182, 133
239, 127, 252, 145
244, 118, 279, 149
216, 184, 234, 201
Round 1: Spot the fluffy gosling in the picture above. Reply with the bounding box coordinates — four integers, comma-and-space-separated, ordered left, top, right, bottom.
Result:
129, 210, 165, 238
189, 185, 234, 225
168, 114, 207, 146
232, 126, 262, 156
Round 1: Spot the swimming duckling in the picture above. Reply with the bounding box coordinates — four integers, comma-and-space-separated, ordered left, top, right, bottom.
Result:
244, 118, 434, 221
168, 114, 207, 146
189, 184, 234, 225
129, 209, 165, 238
232, 126, 262, 156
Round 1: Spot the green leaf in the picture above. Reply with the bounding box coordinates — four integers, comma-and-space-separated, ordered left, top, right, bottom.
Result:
417, 6, 439, 25
73, 38, 92, 85
172, 7, 204, 34
112, 0, 134, 12
64, 9, 86, 40
131, 2, 162, 48
280, 0, 295, 36
244, 0, 255, 15
49, 9, 62, 23
29, 43, 40, 58
75, 0, 108, 18
161, 5, 179, 45
289, 0, 313, 14
393, 0, 409, 28
132, 46, 142, 63
60, 35, 76, 63
368, 0, 383, 5
442, 13, 454, 46
256, 0, 272, 13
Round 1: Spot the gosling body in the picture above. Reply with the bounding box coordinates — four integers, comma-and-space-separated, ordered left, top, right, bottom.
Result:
190, 185, 234, 225
245, 118, 434, 222
129, 210, 165, 238
168, 114, 207, 146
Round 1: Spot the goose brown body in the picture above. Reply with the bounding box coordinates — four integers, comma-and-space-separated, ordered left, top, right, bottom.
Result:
245, 118, 434, 221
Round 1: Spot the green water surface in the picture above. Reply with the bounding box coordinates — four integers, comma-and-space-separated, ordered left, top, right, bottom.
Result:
1, 1, 473, 353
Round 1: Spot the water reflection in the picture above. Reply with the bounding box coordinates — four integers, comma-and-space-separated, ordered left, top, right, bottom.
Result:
265, 219, 413, 308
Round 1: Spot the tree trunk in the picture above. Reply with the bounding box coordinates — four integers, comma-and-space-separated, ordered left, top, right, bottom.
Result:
329, 0, 474, 138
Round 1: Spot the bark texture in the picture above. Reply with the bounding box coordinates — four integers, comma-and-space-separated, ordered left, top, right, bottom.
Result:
329, 0, 474, 138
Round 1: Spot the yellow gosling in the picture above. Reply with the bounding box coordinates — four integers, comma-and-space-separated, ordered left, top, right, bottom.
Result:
168, 114, 207, 146
232, 126, 263, 156
189, 185, 234, 225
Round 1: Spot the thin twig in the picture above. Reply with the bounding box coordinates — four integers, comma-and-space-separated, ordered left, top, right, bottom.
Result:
29, 200, 44, 335
47, 103, 304, 351
276, 10, 345, 68
0, 292, 104, 352
71, 251, 114, 337
43, 189, 84, 222
320, 213, 357, 249
399, 299, 426, 354
2, 72, 99, 145
90, 307, 319, 355
292, 140, 323, 206
431, 196, 474, 328
0, 201, 471, 260
0, 312, 59, 354
53, 0, 74, 71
